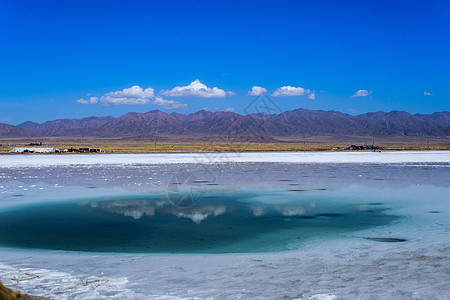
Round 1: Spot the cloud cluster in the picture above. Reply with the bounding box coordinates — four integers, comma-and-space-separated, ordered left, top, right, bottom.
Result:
75, 81, 383, 111
351, 90, 371, 98
424, 92, 435, 96
77, 80, 234, 108
76, 85, 188, 109
79, 81, 380, 110
76, 97, 98, 105
248, 86, 267, 96
247, 85, 315, 99
100, 85, 155, 106
272, 86, 311, 97
161, 79, 235, 98
153, 96, 187, 109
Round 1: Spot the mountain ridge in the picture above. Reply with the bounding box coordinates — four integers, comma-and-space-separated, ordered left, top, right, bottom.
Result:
4, 108, 450, 139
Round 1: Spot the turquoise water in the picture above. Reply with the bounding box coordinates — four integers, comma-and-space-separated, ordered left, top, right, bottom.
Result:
0, 190, 397, 253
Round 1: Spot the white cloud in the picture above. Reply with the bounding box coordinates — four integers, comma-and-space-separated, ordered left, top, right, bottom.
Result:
152, 96, 187, 109
351, 90, 371, 98
76, 97, 98, 105
272, 86, 311, 97
160, 79, 234, 98
100, 85, 155, 106
424, 92, 435, 96
308, 92, 316, 100
248, 86, 267, 96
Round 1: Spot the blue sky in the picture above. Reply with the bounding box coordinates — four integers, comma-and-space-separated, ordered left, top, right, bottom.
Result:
0, 0, 449, 124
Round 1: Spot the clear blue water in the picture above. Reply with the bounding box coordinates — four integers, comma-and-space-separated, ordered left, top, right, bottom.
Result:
0, 190, 397, 253
1, 162, 447, 254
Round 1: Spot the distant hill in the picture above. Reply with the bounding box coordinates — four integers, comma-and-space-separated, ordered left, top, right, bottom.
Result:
18, 116, 115, 136
0, 123, 37, 138
354, 111, 450, 136
17, 121, 40, 130
3, 109, 450, 140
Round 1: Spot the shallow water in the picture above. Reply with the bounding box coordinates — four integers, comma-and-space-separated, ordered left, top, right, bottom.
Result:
0, 190, 396, 253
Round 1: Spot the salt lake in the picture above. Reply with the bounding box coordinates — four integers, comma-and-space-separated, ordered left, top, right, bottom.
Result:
0, 151, 449, 299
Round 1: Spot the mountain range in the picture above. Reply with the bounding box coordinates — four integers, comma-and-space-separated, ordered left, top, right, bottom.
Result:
1, 108, 449, 140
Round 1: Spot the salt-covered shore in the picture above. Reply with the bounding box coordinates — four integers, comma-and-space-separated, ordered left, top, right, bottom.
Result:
0, 150, 449, 168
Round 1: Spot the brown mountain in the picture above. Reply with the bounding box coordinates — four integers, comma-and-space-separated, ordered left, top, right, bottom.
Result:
18, 116, 115, 136
4, 109, 450, 139
355, 111, 450, 136
90, 111, 181, 136
0, 123, 37, 138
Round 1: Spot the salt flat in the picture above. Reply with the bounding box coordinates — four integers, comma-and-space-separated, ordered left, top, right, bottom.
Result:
0, 150, 449, 168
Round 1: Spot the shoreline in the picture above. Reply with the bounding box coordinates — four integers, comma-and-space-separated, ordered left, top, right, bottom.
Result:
1, 139, 449, 154
1, 145, 449, 154
0, 151, 449, 168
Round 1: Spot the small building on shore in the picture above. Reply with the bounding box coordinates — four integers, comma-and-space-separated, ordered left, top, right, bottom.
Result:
78, 147, 102, 153
9, 147, 60, 153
